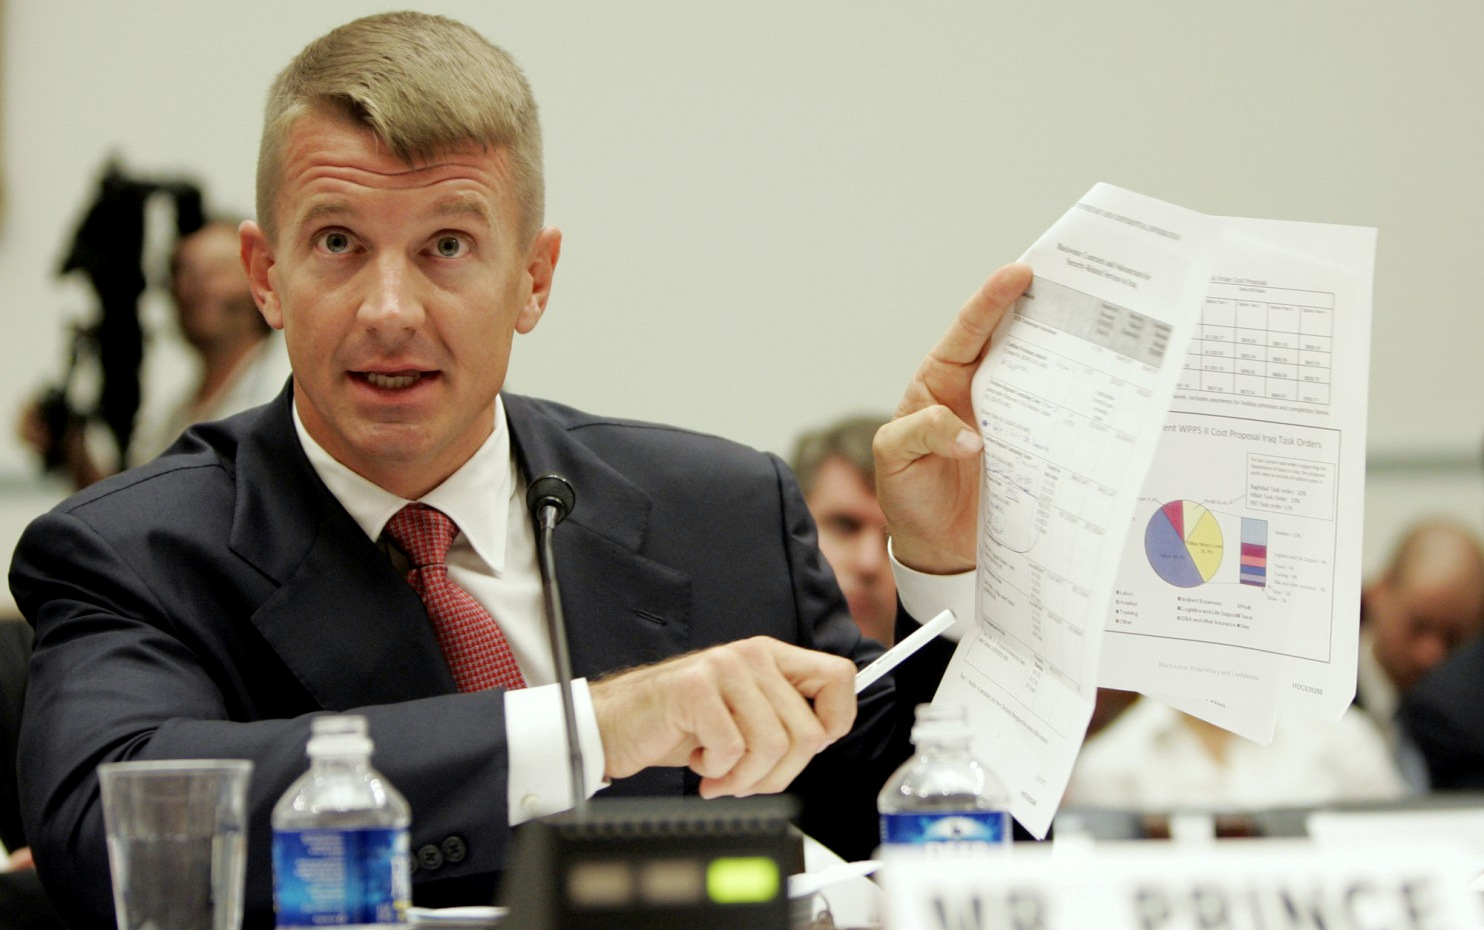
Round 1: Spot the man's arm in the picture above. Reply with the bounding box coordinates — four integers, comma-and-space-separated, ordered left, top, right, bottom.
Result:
10, 506, 517, 926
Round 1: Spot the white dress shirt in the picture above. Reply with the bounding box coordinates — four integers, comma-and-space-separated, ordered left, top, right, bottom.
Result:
293, 394, 606, 823
1355, 626, 1400, 740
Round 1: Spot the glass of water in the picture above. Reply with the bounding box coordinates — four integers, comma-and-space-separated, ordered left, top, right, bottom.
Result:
98, 758, 253, 930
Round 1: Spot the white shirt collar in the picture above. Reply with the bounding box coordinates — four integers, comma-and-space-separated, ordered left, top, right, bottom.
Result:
1356, 626, 1399, 722
293, 395, 515, 574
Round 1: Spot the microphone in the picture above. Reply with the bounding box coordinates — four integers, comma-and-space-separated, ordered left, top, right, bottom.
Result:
525, 473, 586, 812
526, 473, 575, 528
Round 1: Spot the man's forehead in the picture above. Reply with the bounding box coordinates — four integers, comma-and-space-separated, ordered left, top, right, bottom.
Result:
295, 190, 495, 223
277, 108, 514, 207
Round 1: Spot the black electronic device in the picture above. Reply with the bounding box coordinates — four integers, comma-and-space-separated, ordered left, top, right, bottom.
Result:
499, 795, 800, 930
41, 160, 205, 473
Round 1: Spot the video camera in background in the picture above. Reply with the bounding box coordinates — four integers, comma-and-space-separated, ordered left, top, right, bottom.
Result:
37, 160, 204, 475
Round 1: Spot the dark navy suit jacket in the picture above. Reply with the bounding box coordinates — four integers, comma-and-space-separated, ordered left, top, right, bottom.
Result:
10, 385, 933, 928
1396, 635, 1484, 791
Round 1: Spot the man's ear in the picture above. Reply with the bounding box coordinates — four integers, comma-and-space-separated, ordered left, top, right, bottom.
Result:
516, 226, 562, 335
240, 220, 284, 330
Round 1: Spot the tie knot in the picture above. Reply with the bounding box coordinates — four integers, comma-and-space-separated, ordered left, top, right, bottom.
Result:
385, 503, 458, 569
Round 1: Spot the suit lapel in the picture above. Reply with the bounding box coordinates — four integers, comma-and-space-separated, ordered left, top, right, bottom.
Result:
503, 395, 694, 680
222, 391, 694, 709
228, 390, 456, 708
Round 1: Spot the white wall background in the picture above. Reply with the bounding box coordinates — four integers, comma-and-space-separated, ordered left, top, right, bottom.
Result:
2, 1, 1481, 611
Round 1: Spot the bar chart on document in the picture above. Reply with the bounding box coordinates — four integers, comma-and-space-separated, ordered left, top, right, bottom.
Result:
969, 275, 1172, 742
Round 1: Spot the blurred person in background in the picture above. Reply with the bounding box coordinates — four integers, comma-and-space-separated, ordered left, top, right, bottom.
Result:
1356, 518, 1484, 774
17, 218, 289, 488
1062, 697, 1407, 813
1390, 514, 1484, 791
791, 414, 897, 645
126, 218, 290, 464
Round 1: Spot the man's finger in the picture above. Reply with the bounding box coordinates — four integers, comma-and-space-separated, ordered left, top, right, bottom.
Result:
686, 683, 748, 781
695, 672, 788, 797
698, 641, 855, 798
771, 645, 858, 743
923, 262, 1033, 370
874, 405, 983, 478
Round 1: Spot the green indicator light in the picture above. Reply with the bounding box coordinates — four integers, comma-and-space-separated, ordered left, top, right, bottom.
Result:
705, 856, 779, 904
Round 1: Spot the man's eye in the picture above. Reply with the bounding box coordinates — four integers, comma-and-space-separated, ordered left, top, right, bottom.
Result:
825, 516, 863, 536
321, 231, 352, 254
434, 236, 466, 258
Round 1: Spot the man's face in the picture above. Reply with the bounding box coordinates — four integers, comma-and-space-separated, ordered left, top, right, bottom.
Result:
1369, 575, 1484, 694
171, 225, 256, 352
242, 106, 559, 499
806, 455, 897, 646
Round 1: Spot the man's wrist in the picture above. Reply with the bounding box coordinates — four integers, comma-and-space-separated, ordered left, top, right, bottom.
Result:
888, 539, 976, 643
505, 678, 608, 825
887, 534, 974, 576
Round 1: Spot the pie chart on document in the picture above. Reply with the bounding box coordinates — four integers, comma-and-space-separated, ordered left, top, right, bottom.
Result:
1144, 499, 1222, 588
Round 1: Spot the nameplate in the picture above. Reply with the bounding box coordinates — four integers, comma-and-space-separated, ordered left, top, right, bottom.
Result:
879, 839, 1481, 930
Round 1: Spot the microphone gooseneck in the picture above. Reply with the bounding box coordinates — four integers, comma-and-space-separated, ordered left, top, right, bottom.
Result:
526, 472, 586, 813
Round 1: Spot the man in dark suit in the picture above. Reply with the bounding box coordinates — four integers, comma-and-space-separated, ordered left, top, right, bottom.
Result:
1395, 635, 1484, 791
9, 11, 1030, 929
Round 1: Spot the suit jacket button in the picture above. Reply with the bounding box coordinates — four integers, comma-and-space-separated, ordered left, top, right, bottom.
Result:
441, 835, 468, 864
417, 843, 445, 871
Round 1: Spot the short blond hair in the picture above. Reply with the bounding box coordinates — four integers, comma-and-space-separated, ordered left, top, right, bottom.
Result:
256, 11, 543, 243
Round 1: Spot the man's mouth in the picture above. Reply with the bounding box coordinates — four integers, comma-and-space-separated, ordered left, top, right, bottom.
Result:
361, 371, 425, 389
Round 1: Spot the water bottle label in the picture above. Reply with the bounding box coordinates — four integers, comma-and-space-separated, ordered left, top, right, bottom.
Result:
273, 826, 411, 926
880, 810, 1009, 846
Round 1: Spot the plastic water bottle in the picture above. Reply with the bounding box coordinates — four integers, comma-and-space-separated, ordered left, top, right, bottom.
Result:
878, 702, 1011, 849
272, 715, 412, 927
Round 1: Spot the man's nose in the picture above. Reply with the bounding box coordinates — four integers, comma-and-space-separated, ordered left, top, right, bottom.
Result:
853, 532, 889, 574
1414, 634, 1450, 673
360, 253, 423, 327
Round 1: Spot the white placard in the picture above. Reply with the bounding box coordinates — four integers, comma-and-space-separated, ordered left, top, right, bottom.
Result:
880, 839, 1482, 930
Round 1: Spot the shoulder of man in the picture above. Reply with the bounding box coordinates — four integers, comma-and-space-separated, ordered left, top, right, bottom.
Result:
1404, 635, 1484, 711
505, 393, 783, 478
46, 394, 287, 520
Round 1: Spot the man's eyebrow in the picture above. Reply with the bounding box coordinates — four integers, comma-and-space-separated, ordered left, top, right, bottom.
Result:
298, 201, 353, 226
434, 196, 492, 223
293, 195, 492, 227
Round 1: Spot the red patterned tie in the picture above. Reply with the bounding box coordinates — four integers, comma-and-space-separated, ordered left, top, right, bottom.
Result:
384, 503, 526, 692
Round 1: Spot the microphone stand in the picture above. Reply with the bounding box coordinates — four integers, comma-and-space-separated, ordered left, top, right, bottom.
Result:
528, 475, 586, 814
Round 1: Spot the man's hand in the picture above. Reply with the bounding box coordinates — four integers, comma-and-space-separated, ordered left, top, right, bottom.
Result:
590, 637, 856, 799
875, 263, 1033, 574
8, 846, 34, 870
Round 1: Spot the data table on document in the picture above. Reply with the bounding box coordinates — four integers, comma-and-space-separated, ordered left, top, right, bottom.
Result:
1178, 282, 1334, 405
972, 277, 1174, 738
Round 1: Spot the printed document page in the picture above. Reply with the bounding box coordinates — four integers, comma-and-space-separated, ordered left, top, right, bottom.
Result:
934, 183, 1221, 838
1099, 219, 1375, 736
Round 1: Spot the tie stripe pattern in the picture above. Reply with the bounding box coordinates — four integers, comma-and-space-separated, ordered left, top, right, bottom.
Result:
384, 503, 526, 692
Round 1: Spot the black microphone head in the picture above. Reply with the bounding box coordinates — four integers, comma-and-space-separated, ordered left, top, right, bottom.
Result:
526, 473, 576, 525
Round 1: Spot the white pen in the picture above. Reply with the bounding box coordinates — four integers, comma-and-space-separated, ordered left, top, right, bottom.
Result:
854, 609, 956, 694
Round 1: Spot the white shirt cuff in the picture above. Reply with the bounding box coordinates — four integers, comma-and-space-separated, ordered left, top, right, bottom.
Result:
504, 678, 608, 825
888, 539, 977, 643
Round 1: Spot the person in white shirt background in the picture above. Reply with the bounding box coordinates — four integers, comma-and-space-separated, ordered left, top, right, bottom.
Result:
16, 218, 290, 488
